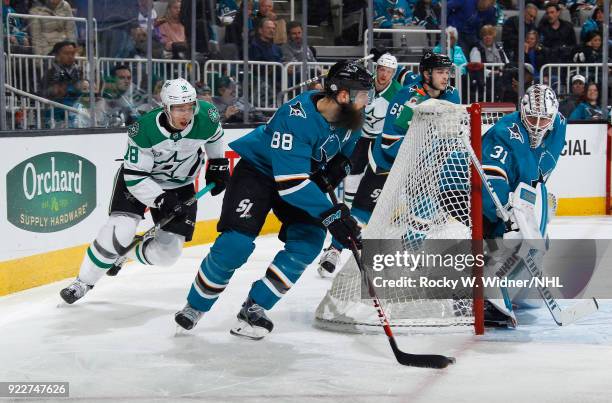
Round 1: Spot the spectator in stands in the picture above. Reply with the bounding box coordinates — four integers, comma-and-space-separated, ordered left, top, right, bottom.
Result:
195, 82, 213, 103
496, 63, 535, 105
101, 65, 140, 126
217, 0, 239, 26
468, 24, 509, 94
249, 18, 282, 62
568, 0, 598, 23
572, 31, 603, 63
559, 74, 586, 117
374, 0, 411, 28
156, 0, 188, 59
433, 26, 468, 74
253, 0, 287, 44
569, 81, 605, 120
40, 41, 82, 106
580, 6, 604, 42
502, 3, 538, 60
469, 24, 509, 64
281, 21, 317, 63
447, 0, 498, 55
524, 30, 549, 75
70, 79, 110, 128
29, 0, 77, 55
3, 0, 30, 53
225, 0, 254, 54
137, 0, 157, 30
537, 3, 576, 62
413, 0, 442, 30
116, 25, 163, 59
212, 76, 266, 123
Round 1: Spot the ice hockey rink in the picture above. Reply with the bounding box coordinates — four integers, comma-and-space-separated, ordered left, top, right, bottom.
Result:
1, 216, 611, 402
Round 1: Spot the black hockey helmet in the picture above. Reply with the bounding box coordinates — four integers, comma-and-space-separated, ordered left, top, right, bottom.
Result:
419, 50, 453, 75
324, 61, 373, 96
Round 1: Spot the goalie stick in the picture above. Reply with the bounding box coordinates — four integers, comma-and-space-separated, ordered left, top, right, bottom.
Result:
325, 187, 455, 369
106, 182, 215, 276
459, 134, 599, 326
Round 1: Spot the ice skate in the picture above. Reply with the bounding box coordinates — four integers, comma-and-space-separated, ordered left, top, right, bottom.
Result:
230, 297, 273, 340
59, 278, 93, 304
175, 303, 204, 330
317, 246, 341, 278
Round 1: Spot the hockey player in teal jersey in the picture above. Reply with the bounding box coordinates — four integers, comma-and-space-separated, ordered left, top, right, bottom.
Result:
318, 51, 460, 275
482, 84, 566, 238
175, 61, 373, 339
60, 78, 229, 304
480, 84, 566, 326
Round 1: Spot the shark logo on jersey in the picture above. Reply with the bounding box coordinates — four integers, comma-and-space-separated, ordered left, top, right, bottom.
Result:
289, 101, 307, 119
508, 123, 524, 144
315, 133, 341, 162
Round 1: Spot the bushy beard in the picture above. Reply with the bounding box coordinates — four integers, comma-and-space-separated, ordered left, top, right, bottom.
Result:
335, 103, 364, 131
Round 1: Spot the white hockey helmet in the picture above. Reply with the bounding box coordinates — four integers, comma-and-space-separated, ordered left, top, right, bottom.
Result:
376, 53, 398, 71
520, 84, 558, 148
160, 78, 199, 128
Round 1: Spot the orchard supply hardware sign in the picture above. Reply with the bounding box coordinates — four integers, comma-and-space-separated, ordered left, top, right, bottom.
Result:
6, 152, 96, 233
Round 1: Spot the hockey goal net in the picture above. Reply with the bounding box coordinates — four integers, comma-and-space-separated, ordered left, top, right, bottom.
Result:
314, 101, 516, 335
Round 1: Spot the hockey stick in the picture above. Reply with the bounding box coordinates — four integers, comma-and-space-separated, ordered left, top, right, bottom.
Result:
106, 182, 216, 276
325, 187, 456, 369
459, 135, 599, 326
282, 54, 376, 94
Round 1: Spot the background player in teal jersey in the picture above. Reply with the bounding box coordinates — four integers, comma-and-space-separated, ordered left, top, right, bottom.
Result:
175, 62, 373, 339
318, 51, 460, 275
60, 79, 229, 304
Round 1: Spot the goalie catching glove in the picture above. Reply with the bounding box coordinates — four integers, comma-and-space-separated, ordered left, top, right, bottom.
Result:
310, 154, 351, 192
205, 158, 230, 196
320, 204, 362, 249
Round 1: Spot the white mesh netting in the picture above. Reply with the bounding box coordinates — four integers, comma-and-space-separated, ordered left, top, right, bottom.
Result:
314, 100, 513, 333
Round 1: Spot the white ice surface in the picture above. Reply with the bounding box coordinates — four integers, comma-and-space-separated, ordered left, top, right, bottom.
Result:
1, 217, 611, 402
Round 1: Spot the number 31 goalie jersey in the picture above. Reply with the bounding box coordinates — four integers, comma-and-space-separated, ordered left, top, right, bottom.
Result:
123, 100, 224, 207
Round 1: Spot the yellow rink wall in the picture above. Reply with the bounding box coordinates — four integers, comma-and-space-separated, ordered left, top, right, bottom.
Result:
0, 215, 281, 297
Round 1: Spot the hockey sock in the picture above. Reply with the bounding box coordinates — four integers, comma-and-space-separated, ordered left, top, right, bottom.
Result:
250, 224, 325, 309
187, 230, 256, 312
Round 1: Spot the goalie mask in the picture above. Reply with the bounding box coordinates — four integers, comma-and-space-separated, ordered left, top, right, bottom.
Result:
520, 84, 558, 148
160, 78, 199, 129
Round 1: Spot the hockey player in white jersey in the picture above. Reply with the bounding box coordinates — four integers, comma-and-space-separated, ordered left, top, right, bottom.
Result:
60, 78, 230, 304
344, 53, 401, 206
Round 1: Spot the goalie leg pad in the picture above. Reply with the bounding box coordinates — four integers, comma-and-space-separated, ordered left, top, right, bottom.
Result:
249, 224, 325, 310
187, 230, 256, 312
78, 213, 140, 285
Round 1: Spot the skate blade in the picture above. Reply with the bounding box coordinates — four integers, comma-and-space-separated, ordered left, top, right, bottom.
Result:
174, 325, 191, 337
229, 319, 269, 340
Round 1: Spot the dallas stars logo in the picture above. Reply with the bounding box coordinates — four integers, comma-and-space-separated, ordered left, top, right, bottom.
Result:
289, 101, 307, 119
507, 123, 524, 144
153, 151, 192, 181
365, 107, 384, 128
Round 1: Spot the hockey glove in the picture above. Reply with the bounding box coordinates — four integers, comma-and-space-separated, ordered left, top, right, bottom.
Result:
205, 158, 230, 196
310, 154, 351, 192
154, 191, 186, 221
320, 204, 362, 249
